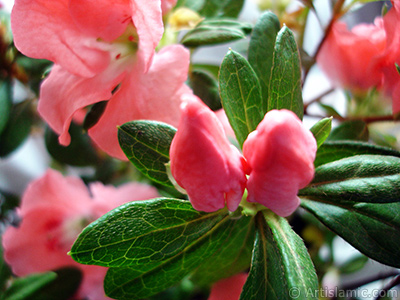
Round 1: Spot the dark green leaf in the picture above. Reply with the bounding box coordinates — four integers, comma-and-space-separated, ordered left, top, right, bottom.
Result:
327, 120, 369, 142
240, 212, 318, 300
83, 100, 108, 131
0, 100, 34, 157
301, 199, 400, 268
45, 122, 99, 166
190, 214, 254, 286
103, 212, 252, 299
71, 198, 226, 268
118, 121, 176, 187
248, 11, 281, 113
189, 69, 221, 111
181, 19, 252, 47
24, 267, 82, 300
0, 79, 12, 135
4, 272, 57, 300
268, 26, 303, 119
219, 50, 263, 147
0, 236, 11, 298
314, 141, 400, 167
310, 117, 332, 148
300, 155, 400, 203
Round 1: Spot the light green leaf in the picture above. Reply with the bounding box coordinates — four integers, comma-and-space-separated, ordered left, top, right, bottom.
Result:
248, 11, 281, 113
310, 117, 332, 149
118, 121, 176, 187
301, 155, 400, 203
327, 120, 369, 142
181, 19, 252, 47
268, 26, 303, 119
301, 199, 400, 268
103, 213, 252, 299
219, 49, 263, 147
314, 141, 400, 167
176, 0, 245, 18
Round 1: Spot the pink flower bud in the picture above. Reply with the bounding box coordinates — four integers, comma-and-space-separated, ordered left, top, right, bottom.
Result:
169, 97, 247, 212
208, 273, 248, 300
243, 110, 317, 217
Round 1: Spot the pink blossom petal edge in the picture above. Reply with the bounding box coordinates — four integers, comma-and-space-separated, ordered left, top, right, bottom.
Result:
170, 98, 247, 212
243, 109, 317, 217
208, 273, 248, 300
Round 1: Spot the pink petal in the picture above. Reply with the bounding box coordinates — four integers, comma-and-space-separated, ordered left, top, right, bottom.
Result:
161, 0, 177, 14
208, 273, 248, 300
38, 62, 127, 145
131, 0, 164, 70
89, 45, 191, 159
243, 110, 317, 217
68, 0, 131, 42
89, 182, 160, 218
170, 97, 247, 212
11, 0, 110, 77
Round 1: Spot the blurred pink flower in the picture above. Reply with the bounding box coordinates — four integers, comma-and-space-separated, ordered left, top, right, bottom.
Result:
2, 169, 159, 300
243, 109, 317, 217
169, 100, 316, 216
11, 0, 189, 159
317, 1, 400, 114
169, 96, 247, 212
208, 273, 248, 300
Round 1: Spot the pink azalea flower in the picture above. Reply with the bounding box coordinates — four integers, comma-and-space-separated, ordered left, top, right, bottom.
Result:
169, 96, 248, 212
2, 169, 159, 300
317, 1, 400, 114
243, 109, 317, 217
208, 273, 248, 300
11, 0, 189, 159
169, 100, 317, 216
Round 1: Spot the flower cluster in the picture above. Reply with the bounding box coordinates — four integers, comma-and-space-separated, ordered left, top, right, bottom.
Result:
2, 170, 159, 300
317, 1, 400, 114
170, 97, 317, 217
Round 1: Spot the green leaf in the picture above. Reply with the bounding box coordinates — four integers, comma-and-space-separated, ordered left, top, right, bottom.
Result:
83, 100, 108, 131
318, 103, 342, 118
339, 255, 368, 274
0, 79, 12, 135
248, 11, 281, 114
268, 25, 303, 119
314, 141, 400, 167
309, 117, 332, 149
103, 212, 252, 299
219, 49, 263, 147
190, 215, 255, 286
71, 198, 228, 268
45, 122, 99, 166
327, 120, 369, 142
0, 100, 34, 157
300, 155, 400, 204
176, 0, 245, 18
4, 272, 57, 300
0, 236, 11, 298
240, 212, 318, 300
189, 69, 221, 111
118, 121, 176, 187
301, 199, 400, 268
181, 19, 252, 47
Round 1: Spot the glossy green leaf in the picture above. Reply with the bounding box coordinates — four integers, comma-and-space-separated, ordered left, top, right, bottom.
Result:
189, 69, 221, 111
4, 272, 57, 300
310, 117, 332, 149
0, 79, 12, 135
327, 120, 369, 142
248, 11, 281, 113
0, 100, 34, 157
268, 25, 303, 119
190, 214, 255, 286
240, 212, 318, 300
45, 123, 99, 166
71, 198, 229, 268
103, 212, 252, 299
219, 49, 263, 147
314, 141, 400, 167
300, 155, 400, 203
118, 121, 176, 187
301, 199, 400, 268
83, 100, 108, 131
181, 19, 251, 47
